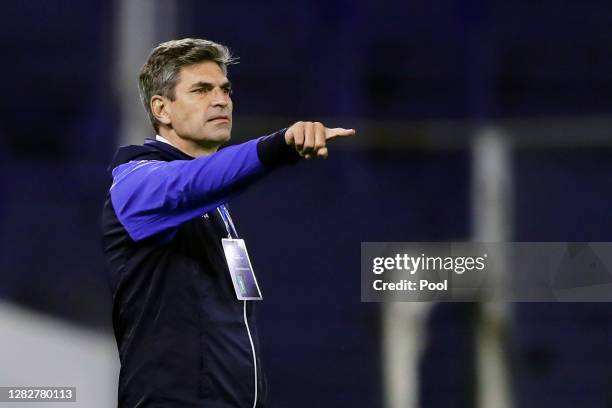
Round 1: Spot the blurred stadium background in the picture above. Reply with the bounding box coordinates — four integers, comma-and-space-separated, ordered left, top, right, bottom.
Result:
1, 0, 612, 407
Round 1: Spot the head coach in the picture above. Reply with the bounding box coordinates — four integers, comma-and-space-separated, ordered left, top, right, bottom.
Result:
101, 38, 355, 407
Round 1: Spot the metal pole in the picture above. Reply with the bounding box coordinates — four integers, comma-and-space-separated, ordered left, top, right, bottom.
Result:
472, 125, 513, 408
383, 301, 432, 408
114, 0, 177, 146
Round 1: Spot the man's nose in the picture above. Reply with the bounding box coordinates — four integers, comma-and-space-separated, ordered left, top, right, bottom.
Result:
211, 88, 230, 107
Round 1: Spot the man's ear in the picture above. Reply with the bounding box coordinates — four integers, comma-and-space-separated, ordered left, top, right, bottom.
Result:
151, 95, 172, 127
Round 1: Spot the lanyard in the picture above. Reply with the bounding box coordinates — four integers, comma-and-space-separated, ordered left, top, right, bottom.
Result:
217, 204, 238, 239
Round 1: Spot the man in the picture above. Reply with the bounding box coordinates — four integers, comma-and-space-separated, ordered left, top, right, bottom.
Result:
101, 38, 354, 407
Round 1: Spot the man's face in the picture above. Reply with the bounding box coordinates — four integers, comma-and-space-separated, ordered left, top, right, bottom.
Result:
164, 60, 233, 147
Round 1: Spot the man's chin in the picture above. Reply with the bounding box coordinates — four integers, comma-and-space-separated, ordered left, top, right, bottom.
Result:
204, 125, 231, 142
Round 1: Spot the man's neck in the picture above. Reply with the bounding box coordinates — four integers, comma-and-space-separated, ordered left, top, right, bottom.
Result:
157, 129, 220, 157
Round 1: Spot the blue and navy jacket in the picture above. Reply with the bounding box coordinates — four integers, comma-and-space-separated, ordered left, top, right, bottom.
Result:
101, 130, 299, 407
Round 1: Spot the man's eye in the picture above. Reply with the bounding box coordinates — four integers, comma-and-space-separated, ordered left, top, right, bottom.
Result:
193, 88, 211, 94
223, 88, 233, 95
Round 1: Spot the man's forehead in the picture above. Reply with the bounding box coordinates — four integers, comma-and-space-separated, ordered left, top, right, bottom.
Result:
179, 61, 228, 85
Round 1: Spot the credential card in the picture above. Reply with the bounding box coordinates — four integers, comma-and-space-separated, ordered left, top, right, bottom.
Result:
221, 238, 263, 300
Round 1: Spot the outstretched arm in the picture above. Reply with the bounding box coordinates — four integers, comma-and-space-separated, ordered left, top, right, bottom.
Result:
110, 124, 355, 242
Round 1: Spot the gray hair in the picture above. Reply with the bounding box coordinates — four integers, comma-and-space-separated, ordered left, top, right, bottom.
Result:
138, 38, 237, 131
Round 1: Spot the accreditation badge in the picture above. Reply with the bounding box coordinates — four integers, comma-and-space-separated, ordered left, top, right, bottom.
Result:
221, 238, 263, 300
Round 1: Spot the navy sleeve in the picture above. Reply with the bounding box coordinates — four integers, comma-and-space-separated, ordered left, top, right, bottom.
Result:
110, 137, 268, 241
256, 128, 301, 168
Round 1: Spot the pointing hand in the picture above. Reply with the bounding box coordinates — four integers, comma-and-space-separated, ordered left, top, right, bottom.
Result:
284, 121, 356, 159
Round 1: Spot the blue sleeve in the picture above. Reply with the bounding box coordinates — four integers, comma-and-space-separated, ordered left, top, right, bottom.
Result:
110, 138, 266, 241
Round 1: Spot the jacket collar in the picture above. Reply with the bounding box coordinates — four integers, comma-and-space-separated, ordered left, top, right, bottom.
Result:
144, 137, 195, 160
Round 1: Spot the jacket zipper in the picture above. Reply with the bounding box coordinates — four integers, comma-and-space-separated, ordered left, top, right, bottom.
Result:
243, 300, 258, 408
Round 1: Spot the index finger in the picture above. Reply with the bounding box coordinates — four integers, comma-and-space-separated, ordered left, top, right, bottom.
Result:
325, 127, 356, 140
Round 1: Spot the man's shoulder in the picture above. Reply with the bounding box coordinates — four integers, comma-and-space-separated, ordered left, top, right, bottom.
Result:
107, 140, 184, 174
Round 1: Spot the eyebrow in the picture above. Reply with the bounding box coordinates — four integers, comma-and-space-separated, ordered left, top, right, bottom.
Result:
189, 80, 232, 90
